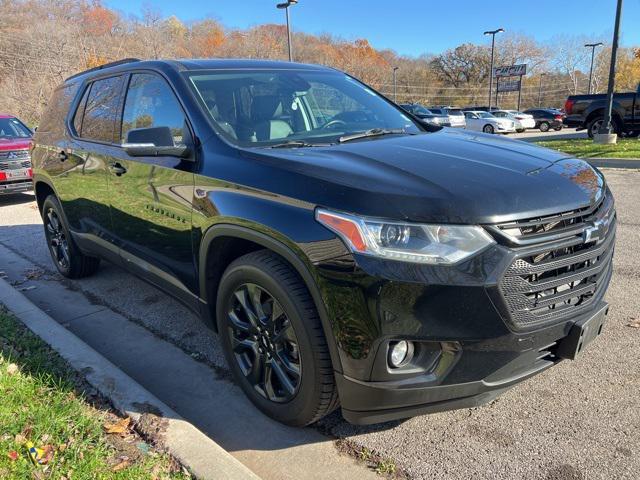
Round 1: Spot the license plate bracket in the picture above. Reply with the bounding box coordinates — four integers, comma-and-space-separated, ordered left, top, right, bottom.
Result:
556, 303, 609, 360
6, 168, 30, 180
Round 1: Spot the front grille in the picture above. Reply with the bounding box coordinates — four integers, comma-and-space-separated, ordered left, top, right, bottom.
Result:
490, 193, 608, 246
0, 150, 30, 160
496, 192, 615, 329
0, 150, 31, 171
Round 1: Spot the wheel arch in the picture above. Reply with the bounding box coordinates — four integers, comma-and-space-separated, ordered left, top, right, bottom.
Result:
34, 178, 57, 214
198, 223, 344, 374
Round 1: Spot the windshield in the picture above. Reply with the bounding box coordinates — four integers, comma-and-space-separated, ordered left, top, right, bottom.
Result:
188, 70, 421, 147
447, 109, 464, 116
0, 117, 31, 138
476, 112, 496, 119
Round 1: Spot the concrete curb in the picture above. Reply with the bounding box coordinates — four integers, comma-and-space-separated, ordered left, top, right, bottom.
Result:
0, 277, 260, 480
586, 158, 640, 169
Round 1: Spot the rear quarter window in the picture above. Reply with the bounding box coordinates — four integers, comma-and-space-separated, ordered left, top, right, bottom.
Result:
37, 83, 80, 136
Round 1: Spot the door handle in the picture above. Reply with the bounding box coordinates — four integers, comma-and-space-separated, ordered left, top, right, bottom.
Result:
109, 162, 127, 176
57, 150, 68, 162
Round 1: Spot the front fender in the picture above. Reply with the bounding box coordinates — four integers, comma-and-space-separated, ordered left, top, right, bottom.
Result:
193, 185, 350, 374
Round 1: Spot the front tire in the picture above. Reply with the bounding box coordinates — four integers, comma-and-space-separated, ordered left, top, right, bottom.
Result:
483, 124, 495, 134
42, 195, 100, 278
216, 250, 339, 426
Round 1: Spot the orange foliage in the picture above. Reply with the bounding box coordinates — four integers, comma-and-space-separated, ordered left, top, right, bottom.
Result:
86, 54, 109, 69
82, 4, 117, 36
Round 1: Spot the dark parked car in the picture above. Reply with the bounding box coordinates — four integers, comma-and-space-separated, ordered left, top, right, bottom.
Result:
33, 59, 615, 426
399, 103, 450, 127
564, 84, 640, 138
523, 108, 564, 132
0, 114, 33, 194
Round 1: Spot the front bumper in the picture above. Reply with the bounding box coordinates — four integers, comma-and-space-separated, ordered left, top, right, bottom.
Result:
0, 180, 33, 194
337, 302, 607, 424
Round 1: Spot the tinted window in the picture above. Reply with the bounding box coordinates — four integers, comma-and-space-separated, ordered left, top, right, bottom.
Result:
447, 109, 464, 116
72, 86, 90, 136
38, 83, 79, 135
121, 73, 186, 145
81, 76, 124, 143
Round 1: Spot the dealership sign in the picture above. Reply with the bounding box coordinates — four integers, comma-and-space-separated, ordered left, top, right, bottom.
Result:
497, 79, 521, 92
494, 64, 527, 77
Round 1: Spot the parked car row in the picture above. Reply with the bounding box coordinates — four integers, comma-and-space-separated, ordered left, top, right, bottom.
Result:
398, 102, 562, 135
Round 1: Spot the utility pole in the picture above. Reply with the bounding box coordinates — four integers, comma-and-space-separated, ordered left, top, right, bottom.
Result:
585, 42, 604, 94
393, 66, 399, 102
276, 0, 298, 62
484, 28, 504, 109
599, 0, 623, 137
537, 73, 546, 107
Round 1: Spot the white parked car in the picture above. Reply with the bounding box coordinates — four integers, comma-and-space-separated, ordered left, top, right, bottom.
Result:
428, 107, 466, 128
492, 110, 536, 132
463, 111, 516, 134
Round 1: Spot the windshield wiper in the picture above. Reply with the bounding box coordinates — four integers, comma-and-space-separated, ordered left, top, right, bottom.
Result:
338, 128, 412, 143
267, 140, 331, 149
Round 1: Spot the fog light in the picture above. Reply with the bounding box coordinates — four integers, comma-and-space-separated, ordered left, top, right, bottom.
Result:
388, 341, 413, 368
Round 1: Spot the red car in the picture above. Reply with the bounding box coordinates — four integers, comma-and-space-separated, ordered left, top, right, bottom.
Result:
0, 114, 33, 194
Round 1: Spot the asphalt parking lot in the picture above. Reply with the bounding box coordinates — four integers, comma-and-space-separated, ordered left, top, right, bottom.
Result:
1, 167, 638, 479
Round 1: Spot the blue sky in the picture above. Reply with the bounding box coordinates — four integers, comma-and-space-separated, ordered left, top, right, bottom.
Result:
105, 0, 640, 57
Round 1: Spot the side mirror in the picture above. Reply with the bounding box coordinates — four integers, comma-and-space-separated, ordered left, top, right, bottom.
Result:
123, 126, 192, 159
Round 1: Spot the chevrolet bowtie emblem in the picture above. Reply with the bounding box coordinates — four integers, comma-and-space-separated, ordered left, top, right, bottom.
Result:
583, 216, 611, 244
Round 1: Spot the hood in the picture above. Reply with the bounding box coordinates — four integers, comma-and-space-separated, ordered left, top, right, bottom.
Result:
0, 137, 31, 151
241, 129, 605, 225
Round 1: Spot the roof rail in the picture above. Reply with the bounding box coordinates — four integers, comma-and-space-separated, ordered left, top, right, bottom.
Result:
65, 58, 141, 82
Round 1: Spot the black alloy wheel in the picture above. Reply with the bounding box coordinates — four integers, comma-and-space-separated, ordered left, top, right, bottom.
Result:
44, 207, 70, 270
539, 121, 550, 132
41, 195, 100, 278
227, 282, 302, 403
216, 250, 339, 426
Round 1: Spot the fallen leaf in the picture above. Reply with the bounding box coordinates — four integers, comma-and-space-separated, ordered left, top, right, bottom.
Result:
627, 320, 640, 328
14, 434, 26, 444
6, 364, 19, 375
111, 459, 130, 472
20, 425, 33, 438
104, 417, 131, 434
40, 434, 50, 443
58, 443, 67, 452
39, 445, 54, 465
8, 451, 19, 461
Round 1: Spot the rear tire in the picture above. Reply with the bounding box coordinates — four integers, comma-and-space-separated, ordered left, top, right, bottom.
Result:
516, 128, 525, 133
483, 124, 495, 134
553, 126, 563, 131
587, 116, 621, 138
216, 250, 339, 426
41, 195, 100, 278
539, 121, 550, 132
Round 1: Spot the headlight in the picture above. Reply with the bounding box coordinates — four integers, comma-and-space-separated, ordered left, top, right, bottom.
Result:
315, 209, 495, 265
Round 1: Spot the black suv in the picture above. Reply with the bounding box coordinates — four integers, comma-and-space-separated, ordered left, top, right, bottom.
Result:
33, 59, 616, 426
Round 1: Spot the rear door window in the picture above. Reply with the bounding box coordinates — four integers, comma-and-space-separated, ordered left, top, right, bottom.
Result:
80, 76, 125, 143
72, 86, 91, 136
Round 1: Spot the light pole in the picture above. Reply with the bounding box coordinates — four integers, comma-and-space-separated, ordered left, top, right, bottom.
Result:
599, 0, 623, 137
276, 0, 298, 62
538, 72, 546, 107
393, 66, 399, 102
585, 42, 603, 94
484, 28, 504, 109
